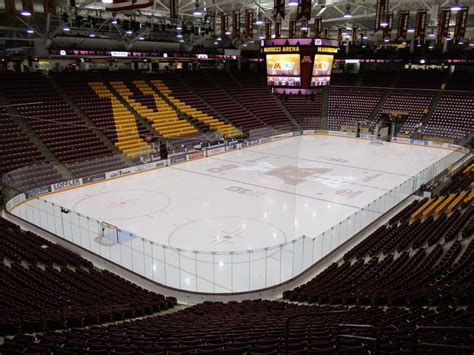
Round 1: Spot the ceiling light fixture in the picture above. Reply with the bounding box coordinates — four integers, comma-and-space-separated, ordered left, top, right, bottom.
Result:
343, 3, 352, 18
192, 1, 202, 16
451, 4, 462, 11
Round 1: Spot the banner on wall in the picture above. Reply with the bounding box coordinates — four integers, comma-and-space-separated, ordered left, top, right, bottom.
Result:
22, 0, 34, 15
275, 21, 282, 38
265, 21, 272, 39
244, 9, 253, 38
170, 154, 187, 164
209, 11, 216, 34
106, 0, 153, 11
26, 185, 52, 199
453, 7, 469, 44
169, 0, 177, 18
414, 9, 427, 45
436, 7, 451, 44
207, 146, 226, 156
221, 13, 228, 38
53, 178, 82, 192
396, 10, 410, 40
374, 0, 389, 32
351, 27, 358, 43
5, 0, 16, 20
383, 13, 393, 39
273, 0, 285, 20
232, 10, 241, 39
301, 26, 308, 38
337, 28, 343, 43
314, 17, 322, 38
289, 20, 296, 38
83, 173, 106, 184
297, 0, 311, 21
188, 151, 205, 160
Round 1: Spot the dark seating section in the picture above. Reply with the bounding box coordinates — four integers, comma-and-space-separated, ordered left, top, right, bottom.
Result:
0, 69, 471, 192
54, 71, 150, 163
283, 162, 473, 307
438, 159, 474, 195
2, 300, 474, 354
328, 87, 385, 130
281, 94, 323, 129
0, 108, 62, 191
0, 218, 176, 336
375, 90, 435, 134
162, 71, 264, 132
225, 71, 296, 130
160, 71, 297, 133
424, 92, 474, 140
0, 73, 125, 178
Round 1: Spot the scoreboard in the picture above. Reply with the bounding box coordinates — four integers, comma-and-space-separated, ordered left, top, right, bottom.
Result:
261, 38, 339, 94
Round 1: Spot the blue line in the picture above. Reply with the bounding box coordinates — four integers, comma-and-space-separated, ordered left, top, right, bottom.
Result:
210, 156, 391, 192
244, 148, 412, 178
169, 166, 383, 215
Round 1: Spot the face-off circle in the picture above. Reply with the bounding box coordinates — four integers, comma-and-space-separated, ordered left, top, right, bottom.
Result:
74, 189, 170, 220
168, 217, 287, 252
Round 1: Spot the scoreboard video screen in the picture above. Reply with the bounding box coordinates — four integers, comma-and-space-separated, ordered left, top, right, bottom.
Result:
261, 38, 339, 94
311, 54, 334, 87
266, 54, 301, 87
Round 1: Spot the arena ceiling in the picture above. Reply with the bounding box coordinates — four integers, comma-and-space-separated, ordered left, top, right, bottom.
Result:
84, 0, 474, 32
1, 0, 473, 50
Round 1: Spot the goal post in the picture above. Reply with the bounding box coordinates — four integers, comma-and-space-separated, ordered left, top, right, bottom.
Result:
370, 122, 383, 145
96, 221, 120, 246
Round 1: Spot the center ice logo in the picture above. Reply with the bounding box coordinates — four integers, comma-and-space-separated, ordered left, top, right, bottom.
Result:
265, 165, 332, 185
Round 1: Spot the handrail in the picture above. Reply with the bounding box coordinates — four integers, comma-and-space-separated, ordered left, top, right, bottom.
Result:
284, 310, 378, 354
415, 343, 474, 353
335, 334, 379, 354
415, 326, 474, 332
413, 326, 474, 353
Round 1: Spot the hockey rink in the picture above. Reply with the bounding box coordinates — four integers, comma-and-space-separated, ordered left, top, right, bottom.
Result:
19, 135, 452, 253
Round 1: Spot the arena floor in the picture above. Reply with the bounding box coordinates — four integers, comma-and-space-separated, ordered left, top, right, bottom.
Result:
33, 135, 452, 253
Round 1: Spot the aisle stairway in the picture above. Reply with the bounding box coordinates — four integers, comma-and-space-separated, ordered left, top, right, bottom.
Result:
149, 80, 240, 138
111, 81, 198, 138
89, 82, 152, 158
